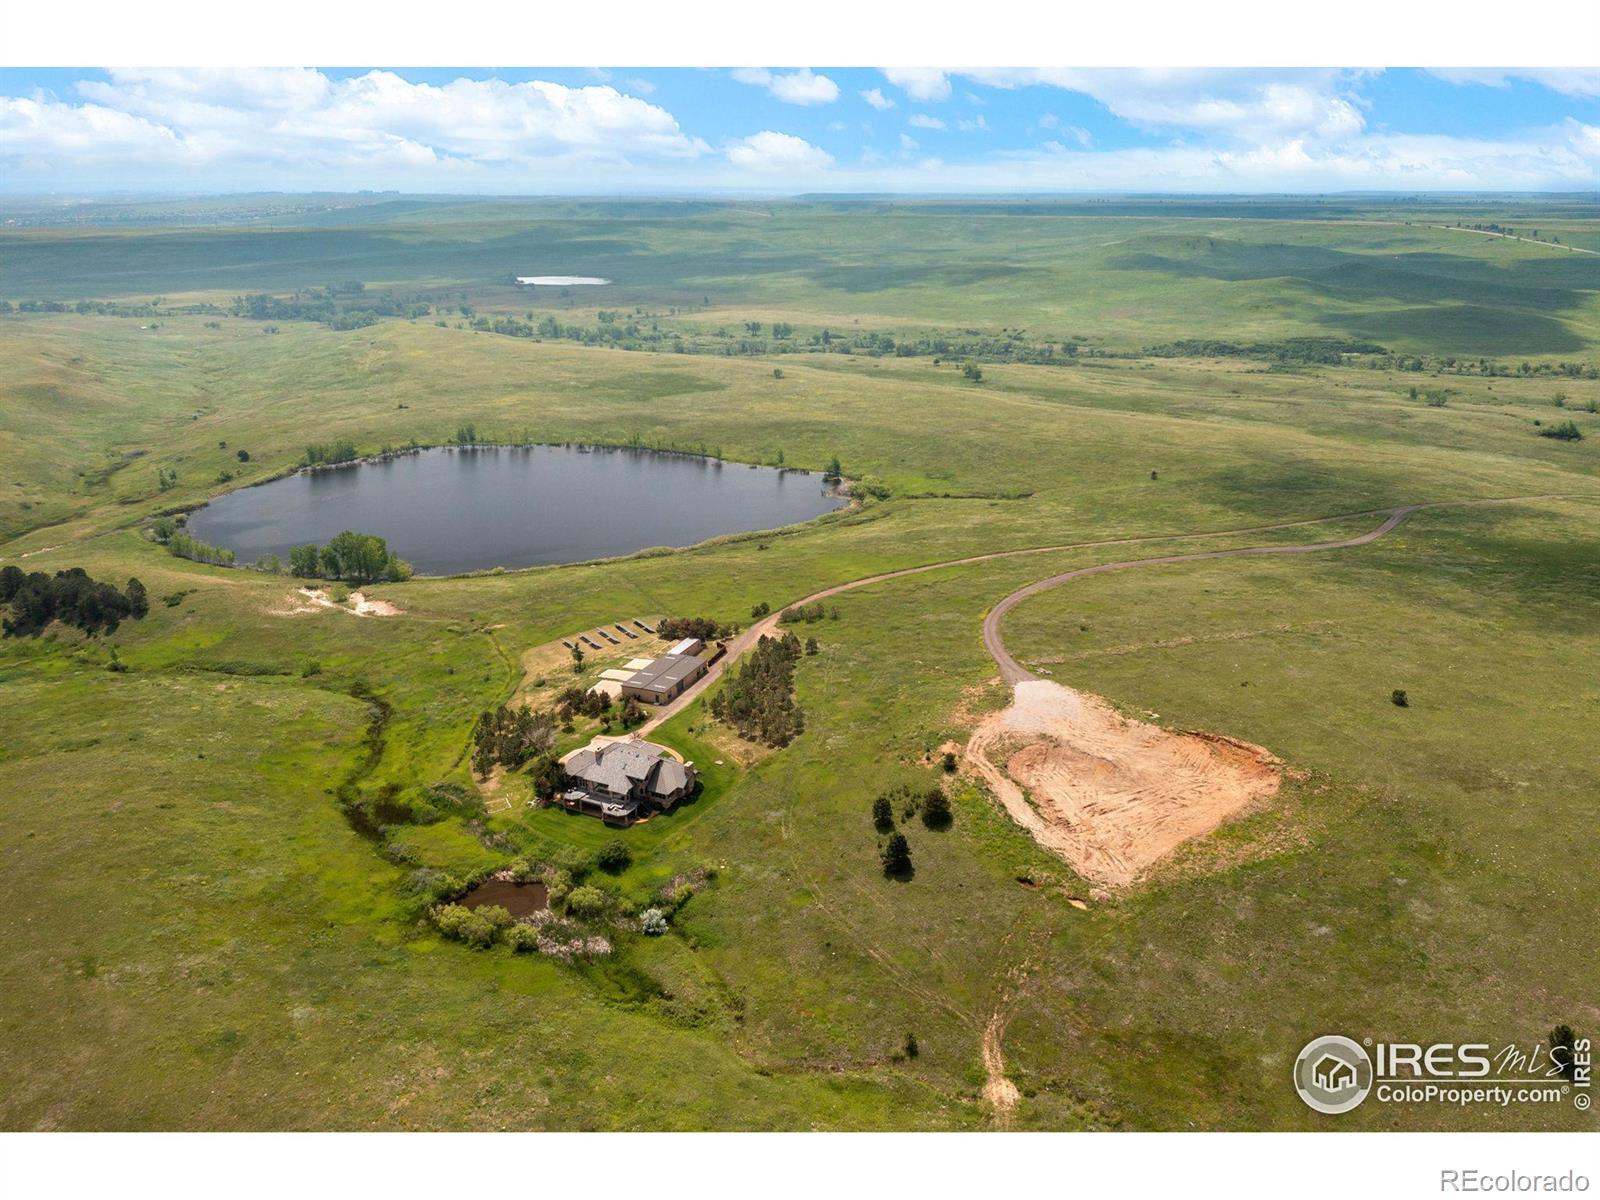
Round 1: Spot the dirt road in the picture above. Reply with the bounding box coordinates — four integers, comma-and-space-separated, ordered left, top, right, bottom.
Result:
637, 502, 1421, 736
640, 496, 1576, 736
981, 505, 1417, 684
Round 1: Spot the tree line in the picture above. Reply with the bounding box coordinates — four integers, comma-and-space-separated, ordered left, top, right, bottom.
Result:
1, 566, 148, 638
230, 284, 431, 329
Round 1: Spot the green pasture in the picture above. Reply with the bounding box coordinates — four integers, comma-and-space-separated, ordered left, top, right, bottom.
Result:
1, 198, 1597, 1131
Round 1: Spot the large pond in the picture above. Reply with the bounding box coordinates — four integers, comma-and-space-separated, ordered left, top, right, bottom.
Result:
185, 445, 848, 575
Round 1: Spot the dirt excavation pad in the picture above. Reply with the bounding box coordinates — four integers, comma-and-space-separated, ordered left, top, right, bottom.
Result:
966, 679, 1280, 888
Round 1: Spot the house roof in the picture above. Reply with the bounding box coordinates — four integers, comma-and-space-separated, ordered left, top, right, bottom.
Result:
563, 739, 696, 798
622, 653, 703, 694
651, 758, 691, 796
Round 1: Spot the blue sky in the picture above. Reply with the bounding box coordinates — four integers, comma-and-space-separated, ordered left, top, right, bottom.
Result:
2, 67, 1598, 193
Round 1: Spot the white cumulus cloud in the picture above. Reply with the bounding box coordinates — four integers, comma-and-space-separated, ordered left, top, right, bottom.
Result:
3, 68, 710, 186
882, 69, 951, 103
860, 87, 895, 111
725, 130, 833, 171
908, 114, 946, 130
730, 68, 840, 106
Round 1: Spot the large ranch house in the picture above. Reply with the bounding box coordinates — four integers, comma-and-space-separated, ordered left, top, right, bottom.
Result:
558, 737, 698, 826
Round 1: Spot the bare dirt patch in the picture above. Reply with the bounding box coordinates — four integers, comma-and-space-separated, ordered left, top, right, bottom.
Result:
266, 587, 404, 618
348, 590, 403, 616
965, 679, 1280, 888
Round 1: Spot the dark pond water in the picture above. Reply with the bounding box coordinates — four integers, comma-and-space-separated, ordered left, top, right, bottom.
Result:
185, 445, 847, 575
459, 877, 549, 917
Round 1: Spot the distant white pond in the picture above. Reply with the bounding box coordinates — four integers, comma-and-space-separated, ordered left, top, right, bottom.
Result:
516, 275, 610, 286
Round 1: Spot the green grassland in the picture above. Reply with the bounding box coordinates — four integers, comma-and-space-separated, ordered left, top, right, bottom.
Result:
1, 198, 1597, 1130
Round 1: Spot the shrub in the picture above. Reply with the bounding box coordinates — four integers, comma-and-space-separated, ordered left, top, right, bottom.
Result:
941, 751, 958, 773
640, 908, 669, 936
921, 788, 953, 830
1391, 689, 1409, 708
565, 885, 607, 918
504, 924, 541, 953
904, 1032, 919, 1059
404, 868, 458, 902
542, 867, 574, 909
1538, 419, 1584, 441
596, 839, 632, 874
433, 903, 497, 948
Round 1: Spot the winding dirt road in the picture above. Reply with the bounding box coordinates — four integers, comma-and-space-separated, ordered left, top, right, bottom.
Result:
641, 496, 1563, 736
981, 505, 1418, 683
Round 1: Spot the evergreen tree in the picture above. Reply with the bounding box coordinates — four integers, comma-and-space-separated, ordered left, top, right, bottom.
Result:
881, 832, 913, 877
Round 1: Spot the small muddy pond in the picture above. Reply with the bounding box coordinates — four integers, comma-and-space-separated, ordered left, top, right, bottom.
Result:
185, 445, 848, 575
459, 878, 549, 917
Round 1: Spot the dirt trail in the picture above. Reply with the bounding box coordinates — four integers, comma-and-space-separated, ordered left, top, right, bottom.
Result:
980, 505, 1417, 685
981, 1011, 1020, 1117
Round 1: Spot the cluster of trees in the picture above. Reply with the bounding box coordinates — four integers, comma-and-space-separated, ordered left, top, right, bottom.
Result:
1142, 337, 1387, 364
230, 284, 431, 329
1, 566, 148, 638
869, 780, 954, 879
554, 685, 642, 728
470, 703, 558, 778
288, 531, 412, 583
779, 600, 836, 625
871, 781, 952, 833
708, 632, 805, 747
303, 438, 360, 466
656, 615, 734, 641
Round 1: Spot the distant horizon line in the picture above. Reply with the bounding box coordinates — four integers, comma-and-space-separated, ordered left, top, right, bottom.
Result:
5, 188, 1599, 203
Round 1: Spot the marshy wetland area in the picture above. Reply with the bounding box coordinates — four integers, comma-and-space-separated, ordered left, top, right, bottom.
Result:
2, 196, 1598, 1132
